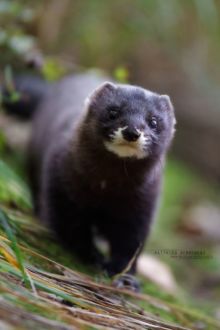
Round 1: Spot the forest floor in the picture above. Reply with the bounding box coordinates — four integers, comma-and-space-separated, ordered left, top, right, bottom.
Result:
0, 143, 220, 329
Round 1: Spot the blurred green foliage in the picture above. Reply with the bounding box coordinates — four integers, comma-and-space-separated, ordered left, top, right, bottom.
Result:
41, 58, 66, 81
55, 0, 220, 72
0, 132, 6, 153
113, 66, 129, 83
0, 160, 31, 210
1, 0, 220, 79
0, 0, 37, 67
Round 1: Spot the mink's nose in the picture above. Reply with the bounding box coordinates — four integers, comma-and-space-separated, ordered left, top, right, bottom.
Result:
122, 128, 141, 142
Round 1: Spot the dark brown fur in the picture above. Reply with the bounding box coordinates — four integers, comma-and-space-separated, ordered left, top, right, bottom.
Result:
25, 72, 175, 290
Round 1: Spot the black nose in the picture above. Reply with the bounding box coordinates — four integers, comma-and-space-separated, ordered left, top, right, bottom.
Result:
122, 128, 141, 142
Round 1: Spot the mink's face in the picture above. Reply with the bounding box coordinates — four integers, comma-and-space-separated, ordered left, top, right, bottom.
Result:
87, 82, 176, 160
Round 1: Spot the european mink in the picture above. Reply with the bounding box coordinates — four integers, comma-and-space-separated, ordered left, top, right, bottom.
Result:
3, 72, 176, 291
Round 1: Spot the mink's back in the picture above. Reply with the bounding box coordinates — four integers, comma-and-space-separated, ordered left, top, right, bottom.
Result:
29, 72, 108, 171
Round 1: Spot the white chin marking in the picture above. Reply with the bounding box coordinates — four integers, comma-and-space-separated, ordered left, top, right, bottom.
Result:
104, 142, 148, 159
104, 127, 149, 159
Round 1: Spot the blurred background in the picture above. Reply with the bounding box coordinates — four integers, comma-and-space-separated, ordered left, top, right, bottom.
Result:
0, 0, 220, 317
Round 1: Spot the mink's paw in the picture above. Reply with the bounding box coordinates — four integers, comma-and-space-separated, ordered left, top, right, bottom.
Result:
112, 274, 140, 292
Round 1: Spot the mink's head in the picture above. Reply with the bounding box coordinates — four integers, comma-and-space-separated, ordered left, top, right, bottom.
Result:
85, 82, 176, 160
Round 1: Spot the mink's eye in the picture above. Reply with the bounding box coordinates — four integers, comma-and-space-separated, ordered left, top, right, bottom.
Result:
149, 117, 158, 129
108, 106, 120, 120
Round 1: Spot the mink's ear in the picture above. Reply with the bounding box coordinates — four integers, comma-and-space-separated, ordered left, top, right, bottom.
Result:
160, 94, 177, 129
159, 95, 173, 112
85, 82, 116, 108
97, 81, 116, 93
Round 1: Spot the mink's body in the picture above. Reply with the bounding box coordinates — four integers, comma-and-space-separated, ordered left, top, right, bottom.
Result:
3, 72, 176, 290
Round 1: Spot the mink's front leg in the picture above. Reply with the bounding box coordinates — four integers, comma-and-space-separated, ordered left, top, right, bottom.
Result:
102, 212, 152, 292
40, 165, 104, 266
